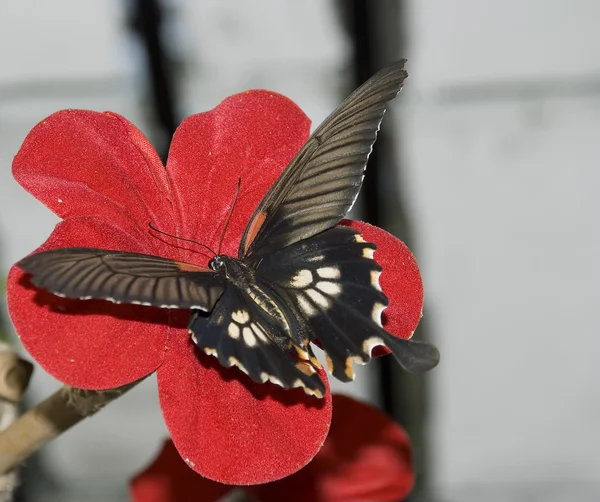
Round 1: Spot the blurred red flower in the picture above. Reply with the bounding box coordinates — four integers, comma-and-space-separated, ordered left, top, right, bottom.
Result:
7, 91, 423, 484
130, 394, 414, 502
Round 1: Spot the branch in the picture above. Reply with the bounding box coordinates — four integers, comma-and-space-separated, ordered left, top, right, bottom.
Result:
0, 377, 142, 474
0, 345, 34, 500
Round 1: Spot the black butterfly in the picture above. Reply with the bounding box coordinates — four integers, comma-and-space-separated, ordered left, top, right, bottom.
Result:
18, 60, 439, 398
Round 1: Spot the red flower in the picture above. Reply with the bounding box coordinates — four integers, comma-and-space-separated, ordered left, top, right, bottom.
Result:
7, 91, 423, 484
130, 394, 414, 502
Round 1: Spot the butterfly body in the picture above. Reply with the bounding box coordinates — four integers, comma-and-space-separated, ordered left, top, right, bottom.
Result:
208, 254, 291, 335
18, 60, 440, 398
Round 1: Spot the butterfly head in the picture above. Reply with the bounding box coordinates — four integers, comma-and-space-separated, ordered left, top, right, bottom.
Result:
209, 255, 226, 273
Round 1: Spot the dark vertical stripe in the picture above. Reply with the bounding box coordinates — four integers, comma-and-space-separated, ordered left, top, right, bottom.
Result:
337, 1, 435, 500
128, 0, 179, 160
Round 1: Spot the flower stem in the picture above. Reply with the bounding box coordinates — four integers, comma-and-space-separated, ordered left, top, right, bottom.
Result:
0, 378, 142, 474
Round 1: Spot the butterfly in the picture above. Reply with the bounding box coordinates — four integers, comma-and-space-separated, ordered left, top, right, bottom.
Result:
18, 60, 439, 398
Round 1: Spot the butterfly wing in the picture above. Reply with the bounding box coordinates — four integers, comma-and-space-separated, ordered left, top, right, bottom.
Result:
18, 248, 225, 311
189, 284, 326, 398
238, 60, 408, 260
256, 226, 440, 382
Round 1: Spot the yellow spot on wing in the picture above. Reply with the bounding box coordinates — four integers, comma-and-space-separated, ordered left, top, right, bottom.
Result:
345, 358, 355, 380
309, 353, 322, 369
294, 345, 310, 361
325, 354, 334, 374
345, 355, 366, 380
295, 361, 316, 376
304, 388, 323, 399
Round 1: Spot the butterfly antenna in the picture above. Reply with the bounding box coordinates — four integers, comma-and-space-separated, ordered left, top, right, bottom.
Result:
148, 222, 217, 257
217, 178, 242, 255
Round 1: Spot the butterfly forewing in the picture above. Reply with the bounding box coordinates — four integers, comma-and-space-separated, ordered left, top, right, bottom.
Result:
239, 60, 409, 260
18, 248, 225, 310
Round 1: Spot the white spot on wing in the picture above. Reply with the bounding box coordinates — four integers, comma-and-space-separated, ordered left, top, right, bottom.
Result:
228, 323, 240, 339
372, 302, 386, 326
242, 327, 257, 347
260, 372, 284, 387
204, 347, 218, 357
370, 270, 382, 291
250, 323, 269, 343
232, 310, 250, 324
363, 336, 384, 355
306, 288, 330, 309
316, 266, 341, 279
229, 357, 249, 375
316, 281, 342, 296
306, 254, 325, 263
355, 234, 365, 243
290, 269, 313, 288
131, 300, 155, 306
297, 294, 317, 317
189, 330, 198, 344
363, 247, 375, 259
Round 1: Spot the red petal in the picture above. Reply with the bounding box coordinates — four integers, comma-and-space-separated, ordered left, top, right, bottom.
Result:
7, 216, 170, 389
157, 331, 332, 485
253, 394, 414, 502
166, 90, 311, 262
342, 220, 423, 342
130, 439, 231, 502
13, 110, 174, 235
129, 396, 413, 502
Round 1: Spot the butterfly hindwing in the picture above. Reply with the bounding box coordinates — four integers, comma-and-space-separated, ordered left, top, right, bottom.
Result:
189, 286, 326, 398
239, 60, 408, 260
256, 226, 440, 382
18, 248, 225, 311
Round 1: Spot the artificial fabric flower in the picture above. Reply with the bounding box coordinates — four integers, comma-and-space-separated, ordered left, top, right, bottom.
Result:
7, 90, 423, 484
130, 394, 414, 502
